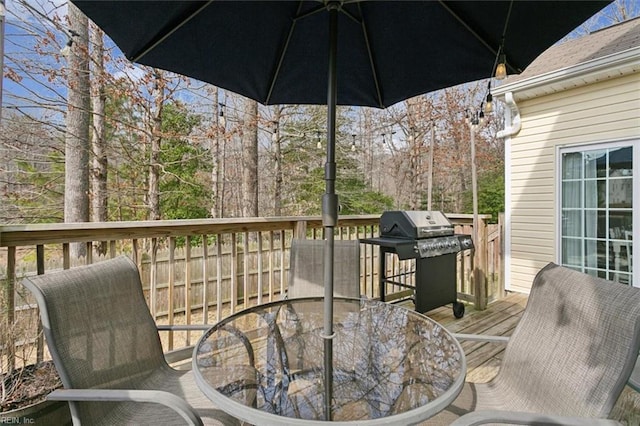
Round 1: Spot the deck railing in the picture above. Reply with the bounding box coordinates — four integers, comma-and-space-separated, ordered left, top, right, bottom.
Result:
1, 213, 501, 372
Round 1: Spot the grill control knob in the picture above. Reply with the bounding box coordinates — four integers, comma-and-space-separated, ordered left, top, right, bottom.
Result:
460, 238, 473, 249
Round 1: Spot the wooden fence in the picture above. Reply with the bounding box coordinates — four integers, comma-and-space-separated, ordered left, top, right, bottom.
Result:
1, 213, 501, 372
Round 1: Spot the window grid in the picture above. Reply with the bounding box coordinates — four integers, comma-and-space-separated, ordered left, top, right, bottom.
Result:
560, 147, 633, 285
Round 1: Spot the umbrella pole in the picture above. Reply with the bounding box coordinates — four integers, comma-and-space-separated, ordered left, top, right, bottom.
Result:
322, 3, 339, 422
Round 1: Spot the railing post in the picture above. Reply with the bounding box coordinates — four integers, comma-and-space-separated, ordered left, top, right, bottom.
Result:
4, 246, 16, 372
473, 217, 488, 310
498, 212, 505, 299
36, 245, 44, 362
294, 220, 308, 239
167, 237, 175, 350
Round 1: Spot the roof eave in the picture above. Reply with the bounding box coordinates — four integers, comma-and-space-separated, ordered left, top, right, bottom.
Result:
491, 46, 640, 101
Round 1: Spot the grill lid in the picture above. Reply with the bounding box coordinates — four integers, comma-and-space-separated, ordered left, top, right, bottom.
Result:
380, 210, 454, 239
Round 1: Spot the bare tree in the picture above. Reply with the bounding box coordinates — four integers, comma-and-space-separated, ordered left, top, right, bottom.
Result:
271, 106, 284, 216
64, 2, 90, 257
89, 23, 107, 253
209, 86, 226, 218
148, 70, 165, 221
241, 97, 258, 217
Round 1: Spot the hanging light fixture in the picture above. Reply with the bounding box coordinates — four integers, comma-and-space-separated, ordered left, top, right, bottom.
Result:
495, 52, 507, 80
60, 29, 80, 56
271, 121, 278, 143
494, 3, 512, 81
484, 93, 493, 114
351, 134, 356, 152
484, 81, 493, 114
218, 103, 226, 128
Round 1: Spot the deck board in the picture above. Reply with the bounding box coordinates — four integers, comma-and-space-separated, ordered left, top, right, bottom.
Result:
418, 291, 527, 383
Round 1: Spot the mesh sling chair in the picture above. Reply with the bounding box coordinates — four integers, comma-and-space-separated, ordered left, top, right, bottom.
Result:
279, 238, 362, 389
22, 255, 245, 426
287, 238, 361, 299
423, 262, 640, 426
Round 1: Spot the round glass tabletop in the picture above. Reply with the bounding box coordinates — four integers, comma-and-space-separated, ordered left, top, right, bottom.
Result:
193, 298, 465, 425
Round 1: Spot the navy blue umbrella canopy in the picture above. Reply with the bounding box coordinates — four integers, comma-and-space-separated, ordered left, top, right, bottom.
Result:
73, 1, 609, 108
71, 1, 610, 421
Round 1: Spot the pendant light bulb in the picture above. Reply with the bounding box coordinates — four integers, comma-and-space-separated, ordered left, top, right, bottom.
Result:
485, 93, 493, 114
495, 54, 507, 80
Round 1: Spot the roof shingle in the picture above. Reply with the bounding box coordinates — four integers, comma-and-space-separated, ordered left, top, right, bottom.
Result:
506, 17, 640, 83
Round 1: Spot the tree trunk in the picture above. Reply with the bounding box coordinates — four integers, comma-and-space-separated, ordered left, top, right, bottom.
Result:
241, 98, 258, 217
211, 86, 223, 218
90, 25, 107, 254
273, 107, 283, 216
148, 71, 164, 221
64, 2, 90, 258
406, 98, 419, 210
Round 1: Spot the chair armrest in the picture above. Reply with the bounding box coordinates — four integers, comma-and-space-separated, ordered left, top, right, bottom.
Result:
157, 324, 212, 331
452, 333, 510, 343
48, 389, 204, 426
449, 410, 622, 426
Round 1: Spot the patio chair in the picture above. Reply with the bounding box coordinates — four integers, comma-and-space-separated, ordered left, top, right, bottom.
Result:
21, 255, 245, 426
287, 238, 361, 299
426, 262, 640, 426
279, 239, 361, 374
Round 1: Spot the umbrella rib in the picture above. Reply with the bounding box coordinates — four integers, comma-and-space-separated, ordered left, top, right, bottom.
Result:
130, 1, 214, 62
437, 0, 499, 58
265, 2, 326, 104
354, 4, 384, 108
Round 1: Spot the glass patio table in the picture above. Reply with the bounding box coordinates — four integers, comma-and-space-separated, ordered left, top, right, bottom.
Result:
193, 297, 465, 425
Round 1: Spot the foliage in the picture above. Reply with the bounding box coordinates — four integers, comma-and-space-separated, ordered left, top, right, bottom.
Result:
104, 81, 148, 222
159, 102, 211, 220
478, 170, 505, 223
0, 115, 65, 223
274, 105, 393, 216
12, 152, 65, 223
460, 169, 504, 223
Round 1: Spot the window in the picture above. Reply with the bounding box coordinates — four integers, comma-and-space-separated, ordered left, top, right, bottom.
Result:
560, 143, 635, 286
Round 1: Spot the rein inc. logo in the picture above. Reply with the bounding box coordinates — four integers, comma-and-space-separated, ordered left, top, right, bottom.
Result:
0, 417, 35, 424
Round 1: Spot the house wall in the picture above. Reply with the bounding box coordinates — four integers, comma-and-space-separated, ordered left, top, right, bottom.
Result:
507, 72, 640, 293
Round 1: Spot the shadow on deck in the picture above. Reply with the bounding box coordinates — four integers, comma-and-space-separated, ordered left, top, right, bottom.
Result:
423, 291, 528, 383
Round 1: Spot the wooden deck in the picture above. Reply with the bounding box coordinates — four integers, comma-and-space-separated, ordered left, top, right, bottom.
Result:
422, 291, 528, 383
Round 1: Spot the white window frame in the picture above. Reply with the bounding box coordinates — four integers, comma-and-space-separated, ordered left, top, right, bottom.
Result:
556, 138, 638, 287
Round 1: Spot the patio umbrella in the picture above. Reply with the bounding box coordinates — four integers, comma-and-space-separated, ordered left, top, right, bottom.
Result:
72, 0, 610, 420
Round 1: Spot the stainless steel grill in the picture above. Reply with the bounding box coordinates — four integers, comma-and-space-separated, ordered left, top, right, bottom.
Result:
361, 210, 474, 318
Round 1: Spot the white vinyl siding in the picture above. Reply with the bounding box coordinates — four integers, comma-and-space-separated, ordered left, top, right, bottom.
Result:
507, 72, 640, 293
